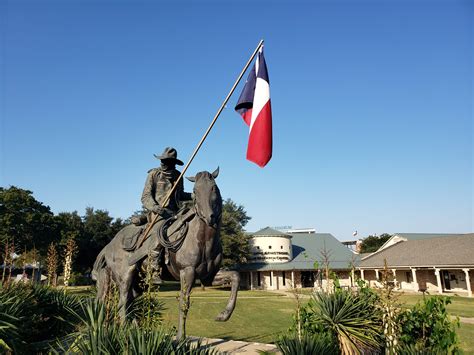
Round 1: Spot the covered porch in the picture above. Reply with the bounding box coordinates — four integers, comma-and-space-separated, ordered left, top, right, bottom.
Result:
358, 267, 472, 297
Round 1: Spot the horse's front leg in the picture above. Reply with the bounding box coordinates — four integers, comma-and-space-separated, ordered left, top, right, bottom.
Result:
177, 266, 195, 340
214, 270, 240, 321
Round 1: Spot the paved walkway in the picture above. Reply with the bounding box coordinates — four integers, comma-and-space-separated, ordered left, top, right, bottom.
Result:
188, 336, 280, 354
458, 316, 474, 324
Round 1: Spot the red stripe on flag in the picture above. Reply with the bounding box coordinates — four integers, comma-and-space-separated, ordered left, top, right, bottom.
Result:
246, 100, 272, 167
241, 109, 252, 126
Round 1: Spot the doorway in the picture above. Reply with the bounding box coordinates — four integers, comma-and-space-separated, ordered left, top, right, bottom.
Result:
441, 270, 451, 290
301, 271, 315, 288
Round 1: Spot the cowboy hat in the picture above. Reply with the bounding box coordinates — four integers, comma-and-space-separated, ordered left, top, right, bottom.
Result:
154, 147, 184, 165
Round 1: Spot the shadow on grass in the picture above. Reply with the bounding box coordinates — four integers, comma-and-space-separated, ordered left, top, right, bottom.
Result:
159, 282, 231, 291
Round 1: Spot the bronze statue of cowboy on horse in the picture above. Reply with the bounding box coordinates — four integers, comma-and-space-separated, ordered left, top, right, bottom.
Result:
92, 147, 240, 340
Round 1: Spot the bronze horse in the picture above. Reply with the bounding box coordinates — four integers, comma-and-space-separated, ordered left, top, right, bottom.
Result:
92, 168, 240, 339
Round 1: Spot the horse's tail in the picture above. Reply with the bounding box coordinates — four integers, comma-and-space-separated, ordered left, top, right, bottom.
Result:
91, 248, 107, 281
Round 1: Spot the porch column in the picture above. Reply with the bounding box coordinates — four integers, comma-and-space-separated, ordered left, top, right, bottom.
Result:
392, 269, 398, 288
411, 268, 419, 292
434, 268, 443, 294
270, 271, 274, 290
375, 269, 380, 280
360, 269, 365, 281
250, 272, 253, 290
463, 269, 472, 297
291, 271, 295, 288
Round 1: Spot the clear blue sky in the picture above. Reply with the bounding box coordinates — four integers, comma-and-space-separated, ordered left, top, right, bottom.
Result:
1, 0, 472, 241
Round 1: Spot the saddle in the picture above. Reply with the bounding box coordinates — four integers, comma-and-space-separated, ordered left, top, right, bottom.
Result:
122, 226, 145, 251
125, 208, 196, 265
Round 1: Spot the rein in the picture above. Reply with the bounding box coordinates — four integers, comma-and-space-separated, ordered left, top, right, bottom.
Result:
192, 193, 222, 227
157, 208, 189, 253
157, 178, 221, 253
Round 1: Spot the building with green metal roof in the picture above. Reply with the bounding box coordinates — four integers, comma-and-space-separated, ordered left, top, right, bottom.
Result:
238, 227, 360, 290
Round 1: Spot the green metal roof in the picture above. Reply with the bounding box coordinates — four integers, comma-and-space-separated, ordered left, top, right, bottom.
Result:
239, 233, 360, 271
252, 227, 292, 238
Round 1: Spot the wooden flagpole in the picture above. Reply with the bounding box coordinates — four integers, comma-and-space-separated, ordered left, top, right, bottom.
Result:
137, 39, 264, 246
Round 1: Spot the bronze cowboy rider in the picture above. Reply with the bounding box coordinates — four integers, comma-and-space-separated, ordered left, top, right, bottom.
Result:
129, 147, 192, 281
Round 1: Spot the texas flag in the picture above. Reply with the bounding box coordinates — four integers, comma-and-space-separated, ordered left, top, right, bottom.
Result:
235, 48, 272, 167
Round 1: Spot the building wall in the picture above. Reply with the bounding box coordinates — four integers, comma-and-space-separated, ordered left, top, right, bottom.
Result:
416, 270, 439, 292
334, 270, 352, 287
249, 236, 292, 263
440, 269, 469, 292
240, 270, 353, 290
361, 270, 378, 288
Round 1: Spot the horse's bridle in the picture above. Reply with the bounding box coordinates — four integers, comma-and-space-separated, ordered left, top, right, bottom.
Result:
192, 191, 222, 229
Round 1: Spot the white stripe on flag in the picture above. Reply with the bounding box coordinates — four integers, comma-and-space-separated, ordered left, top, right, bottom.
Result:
249, 77, 270, 132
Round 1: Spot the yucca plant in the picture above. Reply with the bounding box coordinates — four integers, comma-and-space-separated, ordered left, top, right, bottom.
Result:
0, 283, 86, 353
127, 293, 165, 328
61, 299, 217, 355
31, 284, 84, 339
62, 237, 77, 288
46, 242, 59, 286
275, 332, 338, 355
0, 284, 31, 353
59, 300, 121, 354
309, 290, 382, 354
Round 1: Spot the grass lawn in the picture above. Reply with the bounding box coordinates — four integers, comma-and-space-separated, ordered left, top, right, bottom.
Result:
68, 285, 474, 351
159, 287, 296, 344
458, 323, 474, 354
398, 294, 474, 318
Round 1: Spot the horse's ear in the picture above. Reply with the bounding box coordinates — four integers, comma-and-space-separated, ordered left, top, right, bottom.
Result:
211, 167, 219, 179
186, 176, 196, 182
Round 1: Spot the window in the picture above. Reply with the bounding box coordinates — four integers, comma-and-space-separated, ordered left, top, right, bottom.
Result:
280, 245, 283, 249
257, 272, 261, 286
269, 245, 272, 249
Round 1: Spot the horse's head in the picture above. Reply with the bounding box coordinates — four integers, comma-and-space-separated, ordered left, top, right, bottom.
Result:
186, 167, 222, 229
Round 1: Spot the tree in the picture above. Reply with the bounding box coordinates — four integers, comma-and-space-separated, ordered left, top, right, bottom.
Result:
55, 211, 84, 244
220, 199, 251, 269
0, 186, 57, 256
359, 233, 392, 253
78, 207, 126, 271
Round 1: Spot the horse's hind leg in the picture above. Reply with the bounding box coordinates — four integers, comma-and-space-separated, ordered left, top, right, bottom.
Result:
213, 270, 240, 321
96, 268, 110, 302
118, 266, 135, 322
177, 267, 195, 340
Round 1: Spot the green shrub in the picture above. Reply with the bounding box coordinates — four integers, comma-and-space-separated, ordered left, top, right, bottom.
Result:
69, 272, 93, 286
398, 296, 460, 354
